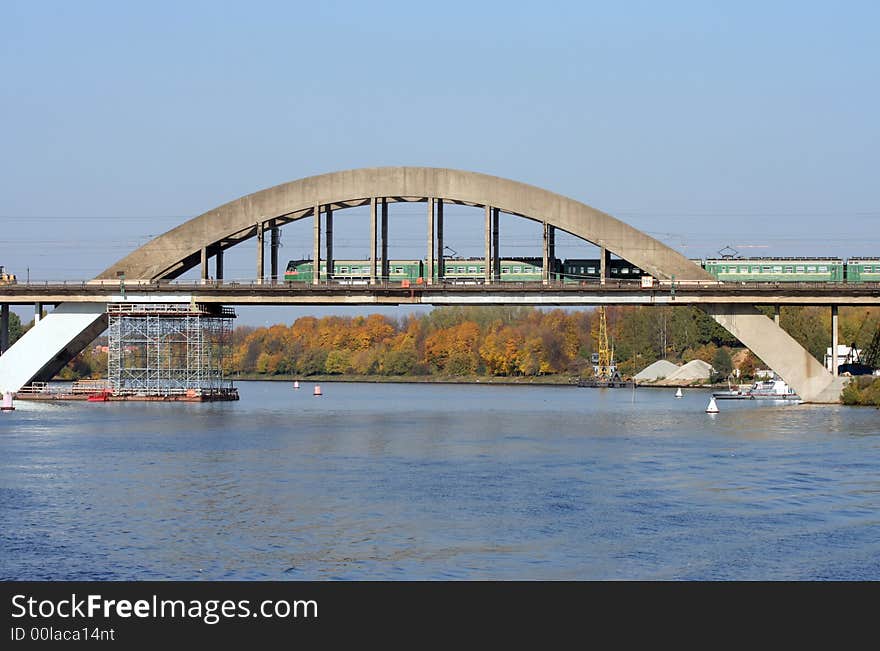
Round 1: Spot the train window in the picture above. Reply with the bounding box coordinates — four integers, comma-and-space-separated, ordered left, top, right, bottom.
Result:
394, 267, 403, 274
762, 266, 771, 272
784, 266, 793, 273
513, 266, 521, 273
467, 266, 477, 273
773, 266, 782, 273
621, 268, 629, 274
502, 267, 509, 274
864, 266, 873, 272
479, 266, 485, 273
587, 267, 596, 274
340, 267, 348, 273
796, 266, 804, 273
806, 266, 816, 272
818, 266, 828, 272
580, 267, 585, 274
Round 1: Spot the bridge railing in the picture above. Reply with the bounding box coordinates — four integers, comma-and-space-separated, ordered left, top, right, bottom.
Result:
3, 278, 880, 291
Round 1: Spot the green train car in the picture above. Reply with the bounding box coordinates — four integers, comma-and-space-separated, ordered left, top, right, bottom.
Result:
284, 259, 423, 283
844, 259, 880, 282
285, 257, 550, 283
442, 257, 546, 282
702, 257, 844, 282
284, 256, 879, 285
561, 258, 644, 283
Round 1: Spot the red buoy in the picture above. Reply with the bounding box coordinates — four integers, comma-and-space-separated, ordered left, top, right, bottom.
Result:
313, 384, 322, 396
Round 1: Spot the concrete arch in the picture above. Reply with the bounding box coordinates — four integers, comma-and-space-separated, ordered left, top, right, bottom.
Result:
0, 167, 845, 402
95, 167, 712, 282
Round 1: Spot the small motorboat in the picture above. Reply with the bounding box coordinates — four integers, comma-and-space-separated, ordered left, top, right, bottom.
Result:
87, 389, 112, 402
713, 378, 800, 401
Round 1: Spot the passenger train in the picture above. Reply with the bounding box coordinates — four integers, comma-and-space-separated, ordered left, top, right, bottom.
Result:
284, 256, 880, 284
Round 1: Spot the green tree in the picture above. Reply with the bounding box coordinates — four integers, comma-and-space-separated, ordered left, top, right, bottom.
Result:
711, 347, 733, 382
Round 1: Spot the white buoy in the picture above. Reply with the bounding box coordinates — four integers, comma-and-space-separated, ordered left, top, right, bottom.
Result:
1, 391, 14, 412
675, 387, 683, 398
293, 380, 300, 389
705, 396, 719, 413
313, 384, 322, 396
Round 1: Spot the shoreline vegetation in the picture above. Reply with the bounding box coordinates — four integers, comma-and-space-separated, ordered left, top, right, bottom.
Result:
52, 305, 879, 404
841, 376, 880, 407
231, 372, 725, 390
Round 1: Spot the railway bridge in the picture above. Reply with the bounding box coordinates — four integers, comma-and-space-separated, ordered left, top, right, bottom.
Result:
1, 167, 874, 402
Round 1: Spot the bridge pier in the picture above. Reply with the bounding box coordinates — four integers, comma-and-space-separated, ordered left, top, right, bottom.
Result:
831, 305, 839, 376
215, 248, 224, 281
774, 305, 780, 325
1, 304, 8, 353
705, 303, 846, 403
34, 303, 42, 325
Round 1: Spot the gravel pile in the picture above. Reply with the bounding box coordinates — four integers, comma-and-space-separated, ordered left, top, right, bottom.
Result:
634, 359, 680, 381
666, 359, 714, 382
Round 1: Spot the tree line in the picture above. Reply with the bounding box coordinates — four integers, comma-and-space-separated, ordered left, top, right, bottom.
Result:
15, 304, 876, 384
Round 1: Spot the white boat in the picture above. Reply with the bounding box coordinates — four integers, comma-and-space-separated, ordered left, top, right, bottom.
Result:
713, 378, 800, 401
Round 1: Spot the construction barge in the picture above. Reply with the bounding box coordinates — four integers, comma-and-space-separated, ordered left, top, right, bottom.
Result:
11, 302, 239, 403
15, 381, 238, 402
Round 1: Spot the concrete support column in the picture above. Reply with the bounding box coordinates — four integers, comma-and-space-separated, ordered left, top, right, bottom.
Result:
369, 198, 378, 285
325, 209, 333, 282
426, 198, 435, 285
312, 204, 321, 284
34, 303, 43, 325
0, 304, 8, 354
256, 221, 265, 285
380, 199, 389, 280
774, 305, 780, 326
270, 224, 280, 284
492, 207, 500, 282
215, 248, 224, 281
484, 205, 491, 284
200, 246, 208, 283
600, 245, 610, 285
831, 305, 839, 376
542, 222, 550, 285
436, 199, 444, 279
548, 225, 556, 281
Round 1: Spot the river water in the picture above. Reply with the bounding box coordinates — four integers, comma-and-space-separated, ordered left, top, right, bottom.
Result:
1, 381, 878, 580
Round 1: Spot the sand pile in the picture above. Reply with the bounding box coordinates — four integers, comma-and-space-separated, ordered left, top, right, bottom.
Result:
634, 359, 680, 381
666, 359, 714, 382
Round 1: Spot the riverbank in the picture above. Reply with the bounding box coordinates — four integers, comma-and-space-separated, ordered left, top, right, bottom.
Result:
230, 372, 721, 390
232, 373, 579, 386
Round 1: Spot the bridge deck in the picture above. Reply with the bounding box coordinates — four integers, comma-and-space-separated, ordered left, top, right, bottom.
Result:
1, 280, 879, 305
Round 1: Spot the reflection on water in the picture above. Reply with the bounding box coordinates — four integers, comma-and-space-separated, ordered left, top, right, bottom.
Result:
1, 382, 879, 580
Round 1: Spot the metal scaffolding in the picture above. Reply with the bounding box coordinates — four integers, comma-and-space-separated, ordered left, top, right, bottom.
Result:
107, 303, 236, 398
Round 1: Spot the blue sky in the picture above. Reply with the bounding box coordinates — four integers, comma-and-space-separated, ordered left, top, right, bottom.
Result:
1, 1, 878, 325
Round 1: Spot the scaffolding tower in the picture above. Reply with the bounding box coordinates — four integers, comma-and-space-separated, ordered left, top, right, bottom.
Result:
107, 303, 237, 399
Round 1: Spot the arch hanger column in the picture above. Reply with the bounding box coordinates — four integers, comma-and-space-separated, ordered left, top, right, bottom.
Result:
312, 204, 321, 284
256, 220, 265, 285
